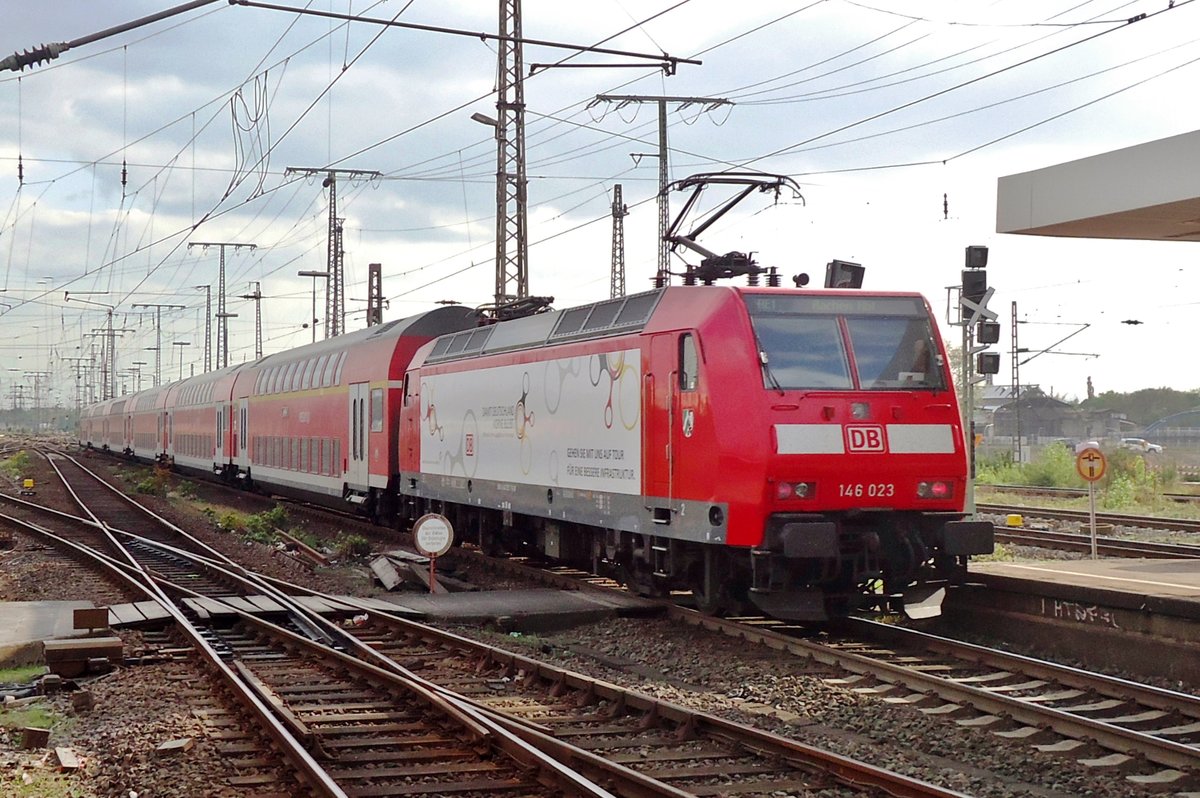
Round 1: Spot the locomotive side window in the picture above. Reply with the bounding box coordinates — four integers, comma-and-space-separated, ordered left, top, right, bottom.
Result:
679, 334, 699, 391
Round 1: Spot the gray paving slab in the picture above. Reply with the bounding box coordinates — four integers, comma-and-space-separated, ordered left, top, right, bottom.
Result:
0, 601, 95, 665
363, 588, 659, 632
972, 559, 1200, 601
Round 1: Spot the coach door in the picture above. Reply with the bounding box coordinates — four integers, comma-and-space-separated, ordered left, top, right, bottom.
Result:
348, 382, 369, 488
236, 398, 249, 471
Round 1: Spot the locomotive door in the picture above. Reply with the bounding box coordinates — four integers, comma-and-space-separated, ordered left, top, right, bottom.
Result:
646, 334, 676, 501
347, 382, 369, 488
647, 333, 702, 509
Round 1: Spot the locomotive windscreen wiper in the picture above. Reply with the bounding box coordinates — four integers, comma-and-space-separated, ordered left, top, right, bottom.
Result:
754, 332, 785, 394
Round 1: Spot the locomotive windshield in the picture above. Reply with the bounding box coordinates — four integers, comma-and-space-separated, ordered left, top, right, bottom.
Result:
744, 294, 946, 391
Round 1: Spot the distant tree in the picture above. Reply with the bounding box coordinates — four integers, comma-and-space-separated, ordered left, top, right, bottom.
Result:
1079, 387, 1200, 425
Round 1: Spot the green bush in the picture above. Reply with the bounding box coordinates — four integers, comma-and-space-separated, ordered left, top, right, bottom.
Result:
1102, 474, 1137, 509
335, 533, 371, 558
975, 450, 1022, 485
243, 507, 286, 545
134, 469, 171, 497
1021, 442, 1079, 487
217, 511, 247, 533
0, 450, 32, 481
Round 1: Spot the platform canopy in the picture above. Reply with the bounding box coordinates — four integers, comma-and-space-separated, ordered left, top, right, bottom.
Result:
996, 129, 1200, 241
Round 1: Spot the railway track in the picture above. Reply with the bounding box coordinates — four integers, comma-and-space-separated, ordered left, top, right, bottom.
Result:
984, 484, 1200, 504
5, 451, 970, 797
993, 526, 1200, 558
456, 551, 1200, 789
976, 502, 1200, 534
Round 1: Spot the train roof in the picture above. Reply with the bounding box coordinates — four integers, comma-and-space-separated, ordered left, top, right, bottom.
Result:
423, 290, 664, 365
418, 285, 933, 367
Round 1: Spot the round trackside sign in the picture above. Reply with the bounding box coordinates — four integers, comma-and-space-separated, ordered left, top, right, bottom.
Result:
413, 513, 454, 558
1075, 447, 1107, 483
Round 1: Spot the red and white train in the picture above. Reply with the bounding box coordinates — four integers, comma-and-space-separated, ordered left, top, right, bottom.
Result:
80, 284, 992, 620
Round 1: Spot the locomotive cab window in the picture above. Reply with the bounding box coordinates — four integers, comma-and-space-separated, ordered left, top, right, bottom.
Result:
744, 295, 944, 391
679, 334, 699, 391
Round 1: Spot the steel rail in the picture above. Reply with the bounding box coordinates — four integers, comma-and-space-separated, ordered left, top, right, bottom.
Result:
977, 502, 1200, 533
669, 608, 1200, 771
993, 527, 1200, 558
235, 573, 970, 798
35, 456, 621, 797
847, 618, 1200, 719
4, 509, 349, 797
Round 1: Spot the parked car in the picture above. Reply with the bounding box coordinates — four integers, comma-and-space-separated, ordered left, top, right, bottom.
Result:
1120, 437, 1163, 454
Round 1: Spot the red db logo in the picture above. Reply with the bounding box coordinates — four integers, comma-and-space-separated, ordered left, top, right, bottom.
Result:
846, 425, 885, 452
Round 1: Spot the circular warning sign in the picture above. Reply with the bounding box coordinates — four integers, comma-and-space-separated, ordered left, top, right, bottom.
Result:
413, 513, 454, 558
1075, 447, 1107, 482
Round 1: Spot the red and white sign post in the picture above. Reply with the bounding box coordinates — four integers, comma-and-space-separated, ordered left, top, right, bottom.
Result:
412, 513, 454, 593
1075, 447, 1107, 559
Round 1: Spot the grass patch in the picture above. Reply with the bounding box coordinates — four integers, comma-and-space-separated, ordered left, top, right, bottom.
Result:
0, 450, 32, 482
0, 770, 82, 798
973, 542, 1016, 562
0, 665, 45, 685
0, 704, 60, 731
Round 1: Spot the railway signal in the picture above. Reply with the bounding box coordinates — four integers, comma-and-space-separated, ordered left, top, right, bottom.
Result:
1076, 446, 1107, 559
951, 245, 999, 512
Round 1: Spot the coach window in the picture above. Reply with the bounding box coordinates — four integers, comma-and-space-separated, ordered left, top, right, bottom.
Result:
291, 361, 305, 391
321, 354, 338, 387
333, 352, 347, 385
679, 334, 699, 391
370, 388, 384, 433
313, 355, 328, 387
300, 358, 315, 389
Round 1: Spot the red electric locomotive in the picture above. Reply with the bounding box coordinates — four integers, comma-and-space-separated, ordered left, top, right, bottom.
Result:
398, 285, 993, 620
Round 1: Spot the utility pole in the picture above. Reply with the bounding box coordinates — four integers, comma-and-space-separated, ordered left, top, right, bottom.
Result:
132, 302, 185, 386
194, 284, 212, 372
610, 184, 627, 299
590, 95, 731, 286
23, 371, 50, 431
285, 167, 380, 338
188, 241, 255, 369
239, 282, 263, 360
366, 263, 383, 326
63, 357, 87, 411
492, 0, 528, 309
1011, 301, 1021, 463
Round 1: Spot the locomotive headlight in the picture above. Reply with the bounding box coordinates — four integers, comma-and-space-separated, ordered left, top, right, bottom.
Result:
917, 481, 953, 499
775, 481, 815, 500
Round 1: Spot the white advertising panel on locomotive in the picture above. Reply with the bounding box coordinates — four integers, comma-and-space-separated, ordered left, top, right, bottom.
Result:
420, 349, 642, 494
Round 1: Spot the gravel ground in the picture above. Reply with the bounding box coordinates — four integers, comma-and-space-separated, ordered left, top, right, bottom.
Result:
2, 446, 1193, 798
1, 636, 297, 798
444, 617, 1182, 798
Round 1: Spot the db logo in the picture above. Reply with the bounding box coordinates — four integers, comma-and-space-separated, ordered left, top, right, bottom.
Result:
846, 425, 886, 452
465, 433, 475, 457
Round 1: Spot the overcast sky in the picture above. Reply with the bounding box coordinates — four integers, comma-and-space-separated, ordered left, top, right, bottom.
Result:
2, 0, 1199, 409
